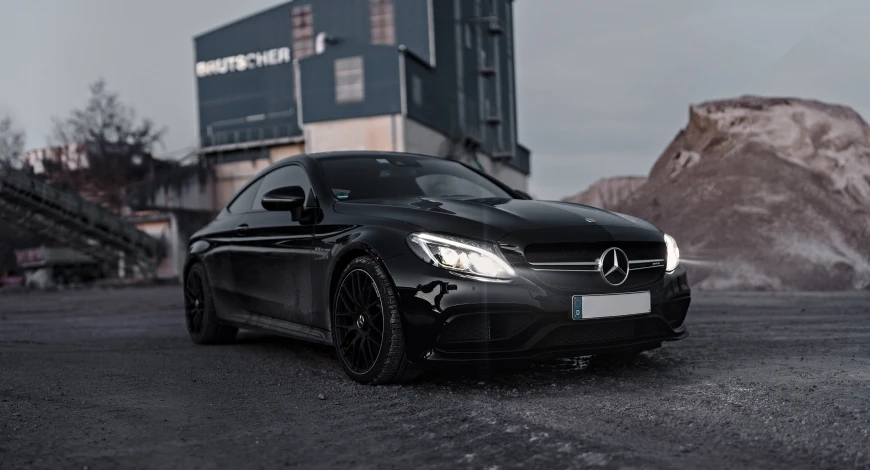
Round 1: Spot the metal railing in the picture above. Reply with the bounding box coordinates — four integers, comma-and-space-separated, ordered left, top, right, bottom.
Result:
0, 167, 161, 277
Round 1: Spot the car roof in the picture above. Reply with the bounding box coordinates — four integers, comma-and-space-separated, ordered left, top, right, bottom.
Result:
223, 150, 518, 213
245, 152, 452, 200
277, 151, 441, 164
311, 151, 439, 160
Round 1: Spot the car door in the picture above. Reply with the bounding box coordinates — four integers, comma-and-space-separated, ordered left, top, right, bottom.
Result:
202, 178, 262, 315
234, 164, 315, 325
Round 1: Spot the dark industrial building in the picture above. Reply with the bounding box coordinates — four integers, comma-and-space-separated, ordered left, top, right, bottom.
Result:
110, 0, 534, 279
192, 0, 531, 207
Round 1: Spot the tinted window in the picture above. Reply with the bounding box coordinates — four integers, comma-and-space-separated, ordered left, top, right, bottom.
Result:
319, 155, 512, 201
227, 180, 262, 214
252, 165, 312, 212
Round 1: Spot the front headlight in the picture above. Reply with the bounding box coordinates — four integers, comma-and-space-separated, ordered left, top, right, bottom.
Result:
407, 232, 516, 281
664, 233, 680, 272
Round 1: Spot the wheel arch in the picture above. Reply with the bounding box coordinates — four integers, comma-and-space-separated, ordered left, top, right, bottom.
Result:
182, 254, 203, 284
182, 240, 211, 282
327, 243, 394, 331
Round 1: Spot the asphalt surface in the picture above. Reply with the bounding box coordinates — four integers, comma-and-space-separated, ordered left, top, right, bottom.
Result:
1, 286, 869, 469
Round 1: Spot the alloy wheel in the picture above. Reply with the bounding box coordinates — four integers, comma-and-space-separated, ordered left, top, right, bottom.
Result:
185, 270, 206, 335
334, 269, 385, 374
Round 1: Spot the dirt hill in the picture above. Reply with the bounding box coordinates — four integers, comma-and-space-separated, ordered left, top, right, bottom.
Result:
576, 96, 870, 290
563, 176, 646, 210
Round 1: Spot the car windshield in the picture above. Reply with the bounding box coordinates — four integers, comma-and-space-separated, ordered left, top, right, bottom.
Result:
318, 155, 513, 201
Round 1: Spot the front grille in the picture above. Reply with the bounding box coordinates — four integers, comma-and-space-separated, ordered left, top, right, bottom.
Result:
534, 268, 664, 293
518, 241, 666, 293
439, 312, 540, 344
524, 242, 665, 264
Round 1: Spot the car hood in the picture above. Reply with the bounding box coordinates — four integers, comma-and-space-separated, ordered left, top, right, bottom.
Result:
333, 197, 661, 240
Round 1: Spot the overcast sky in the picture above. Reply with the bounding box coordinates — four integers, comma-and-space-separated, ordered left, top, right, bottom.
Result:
2, 0, 870, 199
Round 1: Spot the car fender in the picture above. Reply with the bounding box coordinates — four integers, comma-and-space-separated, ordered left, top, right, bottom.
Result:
182, 239, 212, 281
313, 222, 417, 331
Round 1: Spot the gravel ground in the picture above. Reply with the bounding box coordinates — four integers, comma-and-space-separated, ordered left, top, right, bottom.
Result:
1, 286, 869, 469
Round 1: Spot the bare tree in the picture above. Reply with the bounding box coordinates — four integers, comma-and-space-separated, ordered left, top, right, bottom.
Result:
48, 79, 167, 210
0, 116, 40, 274
0, 115, 25, 170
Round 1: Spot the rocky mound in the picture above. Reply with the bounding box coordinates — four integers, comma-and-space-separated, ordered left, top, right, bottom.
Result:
563, 176, 646, 210
611, 96, 870, 290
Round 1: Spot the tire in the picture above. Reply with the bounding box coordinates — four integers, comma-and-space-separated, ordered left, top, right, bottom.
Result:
332, 255, 422, 385
184, 263, 238, 344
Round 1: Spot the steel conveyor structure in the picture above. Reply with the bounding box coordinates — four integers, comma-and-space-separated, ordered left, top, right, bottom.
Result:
0, 168, 161, 277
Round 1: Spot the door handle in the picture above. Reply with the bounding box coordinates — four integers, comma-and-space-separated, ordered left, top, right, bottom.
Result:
235, 224, 249, 236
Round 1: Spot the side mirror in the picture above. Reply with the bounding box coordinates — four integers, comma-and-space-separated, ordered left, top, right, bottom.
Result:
514, 189, 533, 200
261, 186, 306, 220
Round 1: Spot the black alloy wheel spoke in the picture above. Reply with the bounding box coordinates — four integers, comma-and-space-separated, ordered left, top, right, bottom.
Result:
351, 274, 361, 304
342, 282, 361, 310
341, 333, 356, 352
342, 288, 360, 311
359, 339, 369, 366
340, 331, 358, 355
185, 273, 205, 334
334, 270, 387, 374
336, 294, 355, 315
354, 337, 365, 369
365, 337, 376, 363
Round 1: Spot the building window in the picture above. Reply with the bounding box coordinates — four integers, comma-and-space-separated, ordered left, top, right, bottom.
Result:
335, 56, 365, 104
370, 0, 395, 45
412, 75, 423, 106
465, 24, 472, 48
292, 5, 314, 59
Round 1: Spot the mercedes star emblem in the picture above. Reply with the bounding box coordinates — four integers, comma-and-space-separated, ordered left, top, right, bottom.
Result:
598, 247, 630, 286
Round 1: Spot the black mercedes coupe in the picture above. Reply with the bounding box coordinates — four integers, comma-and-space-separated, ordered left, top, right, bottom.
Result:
183, 152, 691, 384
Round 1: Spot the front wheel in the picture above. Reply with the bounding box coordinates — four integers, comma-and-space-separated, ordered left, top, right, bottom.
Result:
332, 256, 422, 384
184, 263, 238, 344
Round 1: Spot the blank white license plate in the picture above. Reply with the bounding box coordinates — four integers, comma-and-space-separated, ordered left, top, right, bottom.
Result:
571, 291, 651, 320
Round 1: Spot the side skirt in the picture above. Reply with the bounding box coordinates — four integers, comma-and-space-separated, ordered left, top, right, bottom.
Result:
219, 310, 333, 346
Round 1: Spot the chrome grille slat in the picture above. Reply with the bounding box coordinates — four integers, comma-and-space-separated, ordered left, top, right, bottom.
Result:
518, 242, 667, 293
527, 261, 598, 266
530, 267, 600, 272
524, 242, 665, 265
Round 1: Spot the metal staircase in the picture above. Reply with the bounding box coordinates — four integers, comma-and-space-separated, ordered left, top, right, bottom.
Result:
0, 167, 161, 277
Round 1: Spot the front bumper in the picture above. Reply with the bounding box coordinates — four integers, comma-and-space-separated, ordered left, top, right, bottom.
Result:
383, 252, 691, 363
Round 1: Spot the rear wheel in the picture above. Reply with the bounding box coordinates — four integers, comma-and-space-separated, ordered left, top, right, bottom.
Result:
332, 256, 422, 384
184, 263, 238, 344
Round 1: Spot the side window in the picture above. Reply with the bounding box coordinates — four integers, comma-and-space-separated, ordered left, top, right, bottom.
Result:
227, 179, 262, 214
252, 165, 312, 212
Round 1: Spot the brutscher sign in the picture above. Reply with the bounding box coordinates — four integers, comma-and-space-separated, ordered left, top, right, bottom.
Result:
195, 47, 291, 78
